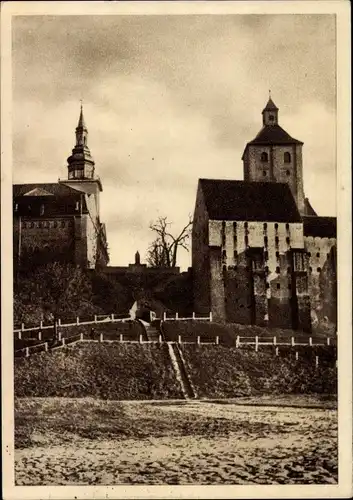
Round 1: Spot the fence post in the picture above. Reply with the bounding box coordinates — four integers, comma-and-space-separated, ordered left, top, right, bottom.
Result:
255, 336, 259, 352
100, 333, 103, 342
139, 334, 143, 344
45, 342, 48, 352
25, 347, 29, 357
175, 312, 179, 320
158, 334, 162, 343
111, 313, 115, 321
295, 351, 299, 361
273, 336, 277, 346
275, 347, 279, 356
215, 336, 219, 345
197, 336, 200, 345
178, 335, 182, 344
209, 311, 213, 322
58, 331, 62, 341
58, 318, 61, 326
38, 331, 42, 341
62, 338, 65, 346
80, 332, 83, 341
192, 312, 196, 320
40, 320, 43, 329
327, 337, 331, 346
94, 315, 97, 323
18, 331, 22, 340
309, 337, 312, 346
315, 355, 319, 368
120, 333, 123, 343
163, 311, 166, 321
76, 316, 79, 325
21, 323, 24, 332
236, 335, 240, 348
291, 336, 295, 347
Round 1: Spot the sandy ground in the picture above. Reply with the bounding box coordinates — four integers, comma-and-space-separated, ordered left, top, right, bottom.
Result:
15, 399, 337, 485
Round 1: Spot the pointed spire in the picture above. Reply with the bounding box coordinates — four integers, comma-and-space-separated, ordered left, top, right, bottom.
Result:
77, 100, 87, 130
263, 94, 279, 112
262, 93, 279, 125
67, 103, 95, 180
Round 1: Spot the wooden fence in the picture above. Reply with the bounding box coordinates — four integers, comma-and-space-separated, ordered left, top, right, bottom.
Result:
162, 312, 213, 322
14, 313, 131, 337
15, 331, 336, 359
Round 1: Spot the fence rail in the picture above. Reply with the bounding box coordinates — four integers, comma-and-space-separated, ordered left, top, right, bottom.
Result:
162, 312, 213, 322
14, 314, 132, 335
15, 331, 336, 359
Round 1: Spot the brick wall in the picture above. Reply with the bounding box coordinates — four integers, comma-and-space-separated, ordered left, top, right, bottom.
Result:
243, 144, 305, 214
205, 218, 311, 329
192, 185, 211, 314
14, 216, 76, 269
305, 236, 337, 327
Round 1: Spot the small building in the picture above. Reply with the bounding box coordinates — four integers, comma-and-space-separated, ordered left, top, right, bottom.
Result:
13, 106, 109, 273
192, 97, 337, 331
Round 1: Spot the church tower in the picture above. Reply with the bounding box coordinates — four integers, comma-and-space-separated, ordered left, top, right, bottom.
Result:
60, 104, 102, 207
242, 96, 305, 215
59, 105, 108, 268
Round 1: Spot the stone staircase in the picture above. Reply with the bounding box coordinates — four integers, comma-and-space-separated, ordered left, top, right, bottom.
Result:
145, 324, 160, 342
170, 343, 196, 399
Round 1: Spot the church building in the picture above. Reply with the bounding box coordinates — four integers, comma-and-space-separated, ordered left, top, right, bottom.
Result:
13, 106, 109, 274
192, 97, 337, 332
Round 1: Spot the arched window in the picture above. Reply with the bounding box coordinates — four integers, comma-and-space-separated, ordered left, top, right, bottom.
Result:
284, 152, 291, 163
261, 152, 269, 162
269, 115, 275, 122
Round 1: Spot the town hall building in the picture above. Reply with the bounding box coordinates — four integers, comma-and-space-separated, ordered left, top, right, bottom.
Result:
192, 97, 337, 332
13, 106, 109, 274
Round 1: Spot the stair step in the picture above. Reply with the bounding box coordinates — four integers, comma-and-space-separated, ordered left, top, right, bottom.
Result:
145, 326, 160, 341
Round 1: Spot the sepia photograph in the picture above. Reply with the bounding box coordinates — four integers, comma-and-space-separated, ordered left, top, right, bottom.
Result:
1, 1, 352, 499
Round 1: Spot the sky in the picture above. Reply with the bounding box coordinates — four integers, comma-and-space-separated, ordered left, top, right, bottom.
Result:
12, 14, 336, 270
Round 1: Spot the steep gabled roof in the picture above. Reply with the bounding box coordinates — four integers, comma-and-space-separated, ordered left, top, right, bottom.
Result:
262, 97, 278, 112
247, 124, 303, 146
303, 216, 336, 239
199, 179, 302, 223
13, 182, 82, 198
304, 197, 318, 216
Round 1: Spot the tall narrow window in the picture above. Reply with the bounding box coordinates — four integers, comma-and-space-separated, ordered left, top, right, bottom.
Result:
40, 204, 44, 216
261, 152, 269, 162
284, 152, 291, 163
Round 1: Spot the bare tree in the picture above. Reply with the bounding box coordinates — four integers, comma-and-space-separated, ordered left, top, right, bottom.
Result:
146, 216, 193, 268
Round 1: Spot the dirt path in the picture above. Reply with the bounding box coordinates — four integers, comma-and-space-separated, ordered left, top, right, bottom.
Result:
15, 400, 337, 485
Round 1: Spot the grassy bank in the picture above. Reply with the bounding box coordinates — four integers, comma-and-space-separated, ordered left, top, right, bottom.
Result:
15, 343, 182, 400
182, 345, 337, 398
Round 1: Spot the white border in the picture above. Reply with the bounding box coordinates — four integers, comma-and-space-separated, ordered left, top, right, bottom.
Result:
1, 2, 352, 499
